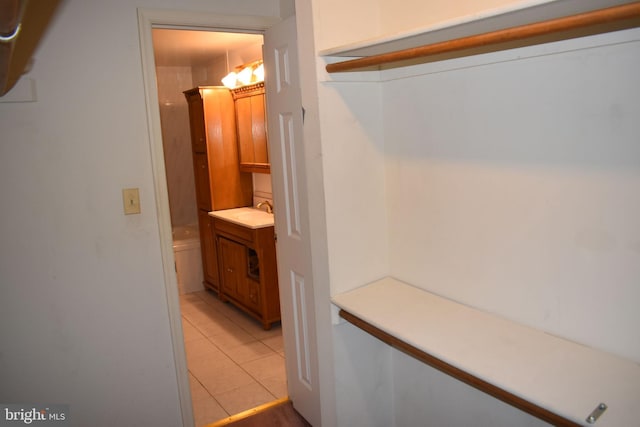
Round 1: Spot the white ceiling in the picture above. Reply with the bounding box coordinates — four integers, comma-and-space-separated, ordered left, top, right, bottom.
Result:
152, 29, 263, 67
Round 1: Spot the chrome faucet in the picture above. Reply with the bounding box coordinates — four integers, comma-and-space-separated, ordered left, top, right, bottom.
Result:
256, 200, 273, 214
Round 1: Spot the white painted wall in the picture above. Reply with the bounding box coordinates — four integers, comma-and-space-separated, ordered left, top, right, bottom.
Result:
312, 0, 382, 51
317, 81, 389, 296
392, 349, 550, 427
0, 1, 281, 426
312, 0, 562, 52
379, 0, 533, 35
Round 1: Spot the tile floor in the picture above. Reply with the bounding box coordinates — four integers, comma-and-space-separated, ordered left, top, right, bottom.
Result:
180, 290, 287, 427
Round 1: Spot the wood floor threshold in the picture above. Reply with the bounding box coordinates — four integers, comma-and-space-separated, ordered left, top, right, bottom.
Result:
339, 309, 581, 427
206, 397, 291, 427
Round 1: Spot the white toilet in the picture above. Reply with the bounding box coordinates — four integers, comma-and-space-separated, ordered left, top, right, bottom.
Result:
172, 224, 204, 295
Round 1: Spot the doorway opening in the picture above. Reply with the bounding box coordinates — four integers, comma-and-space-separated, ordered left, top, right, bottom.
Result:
151, 27, 288, 426
138, 9, 326, 427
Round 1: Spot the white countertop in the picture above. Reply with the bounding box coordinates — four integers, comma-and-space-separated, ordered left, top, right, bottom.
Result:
208, 207, 274, 229
332, 277, 640, 427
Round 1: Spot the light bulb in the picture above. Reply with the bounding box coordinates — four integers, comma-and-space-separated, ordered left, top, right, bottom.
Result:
253, 63, 264, 82
221, 72, 237, 89
237, 67, 253, 86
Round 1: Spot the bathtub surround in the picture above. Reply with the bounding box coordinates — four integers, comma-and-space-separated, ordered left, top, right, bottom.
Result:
173, 224, 204, 295
156, 65, 198, 228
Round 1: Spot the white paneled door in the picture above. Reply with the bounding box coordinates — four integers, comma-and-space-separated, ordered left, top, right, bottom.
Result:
264, 16, 322, 427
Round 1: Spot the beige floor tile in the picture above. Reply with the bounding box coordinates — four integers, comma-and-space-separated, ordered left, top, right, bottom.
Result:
189, 372, 229, 427
261, 334, 284, 353
227, 309, 264, 334
190, 356, 256, 395
180, 298, 211, 314
181, 290, 288, 422
193, 290, 219, 304
214, 382, 277, 416
186, 311, 229, 329
221, 340, 274, 365
200, 294, 239, 314
258, 374, 289, 399
192, 316, 239, 338
189, 373, 212, 401
185, 337, 228, 366
181, 292, 203, 303
250, 325, 284, 340
192, 395, 228, 427
206, 324, 256, 350
241, 353, 286, 381
182, 319, 206, 343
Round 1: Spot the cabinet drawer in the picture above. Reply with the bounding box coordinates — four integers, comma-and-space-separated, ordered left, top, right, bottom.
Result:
213, 217, 254, 243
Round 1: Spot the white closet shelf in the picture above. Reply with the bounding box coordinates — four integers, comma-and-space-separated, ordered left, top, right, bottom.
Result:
322, 1, 640, 73
331, 277, 640, 427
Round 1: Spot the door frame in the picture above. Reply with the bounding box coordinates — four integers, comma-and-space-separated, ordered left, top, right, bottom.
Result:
137, 9, 279, 427
137, 7, 335, 427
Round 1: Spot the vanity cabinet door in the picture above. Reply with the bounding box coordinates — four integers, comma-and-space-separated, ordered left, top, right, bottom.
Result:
198, 211, 219, 292
236, 272, 261, 313
218, 237, 247, 299
246, 279, 261, 311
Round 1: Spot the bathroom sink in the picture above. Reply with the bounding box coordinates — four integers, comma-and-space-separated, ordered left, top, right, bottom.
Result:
208, 207, 274, 229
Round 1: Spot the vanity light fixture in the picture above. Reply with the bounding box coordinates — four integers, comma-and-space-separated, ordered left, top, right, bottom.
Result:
221, 60, 264, 89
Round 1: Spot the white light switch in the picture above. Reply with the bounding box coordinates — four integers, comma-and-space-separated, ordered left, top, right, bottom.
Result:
122, 188, 141, 215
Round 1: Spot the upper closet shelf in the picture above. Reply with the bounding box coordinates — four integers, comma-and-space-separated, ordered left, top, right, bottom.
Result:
322, 0, 640, 73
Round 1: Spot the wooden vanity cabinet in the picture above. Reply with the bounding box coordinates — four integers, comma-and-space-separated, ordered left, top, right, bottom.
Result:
231, 82, 270, 174
184, 86, 253, 293
213, 217, 280, 330
198, 210, 219, 290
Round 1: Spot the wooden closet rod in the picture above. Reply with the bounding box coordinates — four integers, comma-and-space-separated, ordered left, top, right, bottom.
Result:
325, 2, 640, 73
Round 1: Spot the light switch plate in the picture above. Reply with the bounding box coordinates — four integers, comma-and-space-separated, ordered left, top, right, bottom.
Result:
122, 188, 141, 215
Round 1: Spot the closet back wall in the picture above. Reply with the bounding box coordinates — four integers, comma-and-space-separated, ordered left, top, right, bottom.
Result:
384, 28, 640, 363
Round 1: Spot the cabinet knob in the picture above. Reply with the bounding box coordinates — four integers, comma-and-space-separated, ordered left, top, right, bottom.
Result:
227, 268, 233, 273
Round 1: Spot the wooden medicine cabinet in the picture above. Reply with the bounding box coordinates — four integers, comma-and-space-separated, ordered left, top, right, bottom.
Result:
231, 82, 270, 174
